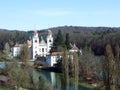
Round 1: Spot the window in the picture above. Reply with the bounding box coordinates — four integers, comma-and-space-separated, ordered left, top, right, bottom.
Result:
35, 40, 37, 43
42, 48, 44, 52
49, 40, 51, 42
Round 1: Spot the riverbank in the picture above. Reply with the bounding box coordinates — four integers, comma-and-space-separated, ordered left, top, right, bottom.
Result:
35, 65, 104, 90
78, 82, 104, 90
35, 66, 62, 73
0, 62, 105, 90
68, 77, 104, 90
35, 67, 105, 90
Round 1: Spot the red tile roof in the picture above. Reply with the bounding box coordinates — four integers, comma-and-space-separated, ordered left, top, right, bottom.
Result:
50, 52, 64, 56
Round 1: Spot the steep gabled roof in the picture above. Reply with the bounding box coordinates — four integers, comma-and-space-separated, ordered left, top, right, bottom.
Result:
70, 43, 79, 50
39, 36, 47, 45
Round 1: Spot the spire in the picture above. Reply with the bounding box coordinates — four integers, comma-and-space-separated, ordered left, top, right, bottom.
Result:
33, 26, 38, 37
47, 29, 52, 35
34, 26, 38, 35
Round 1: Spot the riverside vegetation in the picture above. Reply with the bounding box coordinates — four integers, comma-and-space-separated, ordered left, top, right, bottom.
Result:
0, 26, 120, 90
0, 44, 52, 90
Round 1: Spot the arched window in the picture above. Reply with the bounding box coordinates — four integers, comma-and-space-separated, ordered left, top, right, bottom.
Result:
42, 48, 44, 52
49, 40, 51, 42
35, 40, 37, 43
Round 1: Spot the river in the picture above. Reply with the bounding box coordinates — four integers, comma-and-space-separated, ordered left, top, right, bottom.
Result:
33, 69, 96, 90
0, 63, 96, 90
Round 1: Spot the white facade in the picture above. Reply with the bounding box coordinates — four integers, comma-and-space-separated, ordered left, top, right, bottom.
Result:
46, 44, 82, 66
11, 29, 53, 61
32, 30, 53, 60
46, 30, 53, 53
46, 55, 55, 66
11, 46, 21, 57
46, 52, 63, 66
32, 31, 40, 60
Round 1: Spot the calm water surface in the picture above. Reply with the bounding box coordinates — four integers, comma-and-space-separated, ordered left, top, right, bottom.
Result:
33, 69, 95, 90
0, 63, 96, 90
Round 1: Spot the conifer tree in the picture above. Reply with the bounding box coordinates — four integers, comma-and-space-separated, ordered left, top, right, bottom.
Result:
55, 30, 64, 46
65, 33, 71, 50
51, 30, 64, 52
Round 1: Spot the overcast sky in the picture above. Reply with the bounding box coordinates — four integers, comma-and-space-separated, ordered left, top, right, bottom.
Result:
0, 0, 120, 31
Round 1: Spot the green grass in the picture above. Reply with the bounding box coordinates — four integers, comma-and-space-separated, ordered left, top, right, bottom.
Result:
78, 82, 105, 90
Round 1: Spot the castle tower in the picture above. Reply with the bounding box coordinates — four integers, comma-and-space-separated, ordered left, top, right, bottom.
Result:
32, 29, 40, 60
47, 30, 53, 53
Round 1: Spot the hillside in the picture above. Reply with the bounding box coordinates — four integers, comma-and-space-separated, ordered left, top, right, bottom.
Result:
44, 26, 120, 33
0, 26, 120, 55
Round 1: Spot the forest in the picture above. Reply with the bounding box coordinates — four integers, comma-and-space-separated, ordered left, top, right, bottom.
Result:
0, 26, 120, 55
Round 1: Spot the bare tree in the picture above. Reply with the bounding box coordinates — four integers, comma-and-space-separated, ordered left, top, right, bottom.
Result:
4, 42, 10, 54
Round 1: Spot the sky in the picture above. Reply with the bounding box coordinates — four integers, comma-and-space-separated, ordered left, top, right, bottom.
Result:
0, 0, 120, 31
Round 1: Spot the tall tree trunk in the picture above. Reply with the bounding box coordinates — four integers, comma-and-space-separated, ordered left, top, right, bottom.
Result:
73, 52, 79, 90
62, 50, 69, 90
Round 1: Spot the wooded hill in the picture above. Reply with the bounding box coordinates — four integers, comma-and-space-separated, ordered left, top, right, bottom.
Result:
0, 26, 120, 55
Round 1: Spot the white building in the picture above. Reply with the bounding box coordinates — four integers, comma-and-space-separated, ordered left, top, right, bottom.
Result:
11, 29, 82, 67
69, 43, 82, 55
46, 52, 64, 66
11, 43, 23, 57
32, 30, 53, 60
46, 43, 82, 66
11, 29, 53, 60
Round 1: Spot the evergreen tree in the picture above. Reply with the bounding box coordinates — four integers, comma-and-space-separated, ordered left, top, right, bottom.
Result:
65, 33, 71, 50
51, 30, 64, 52
55, 30, 64, 46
